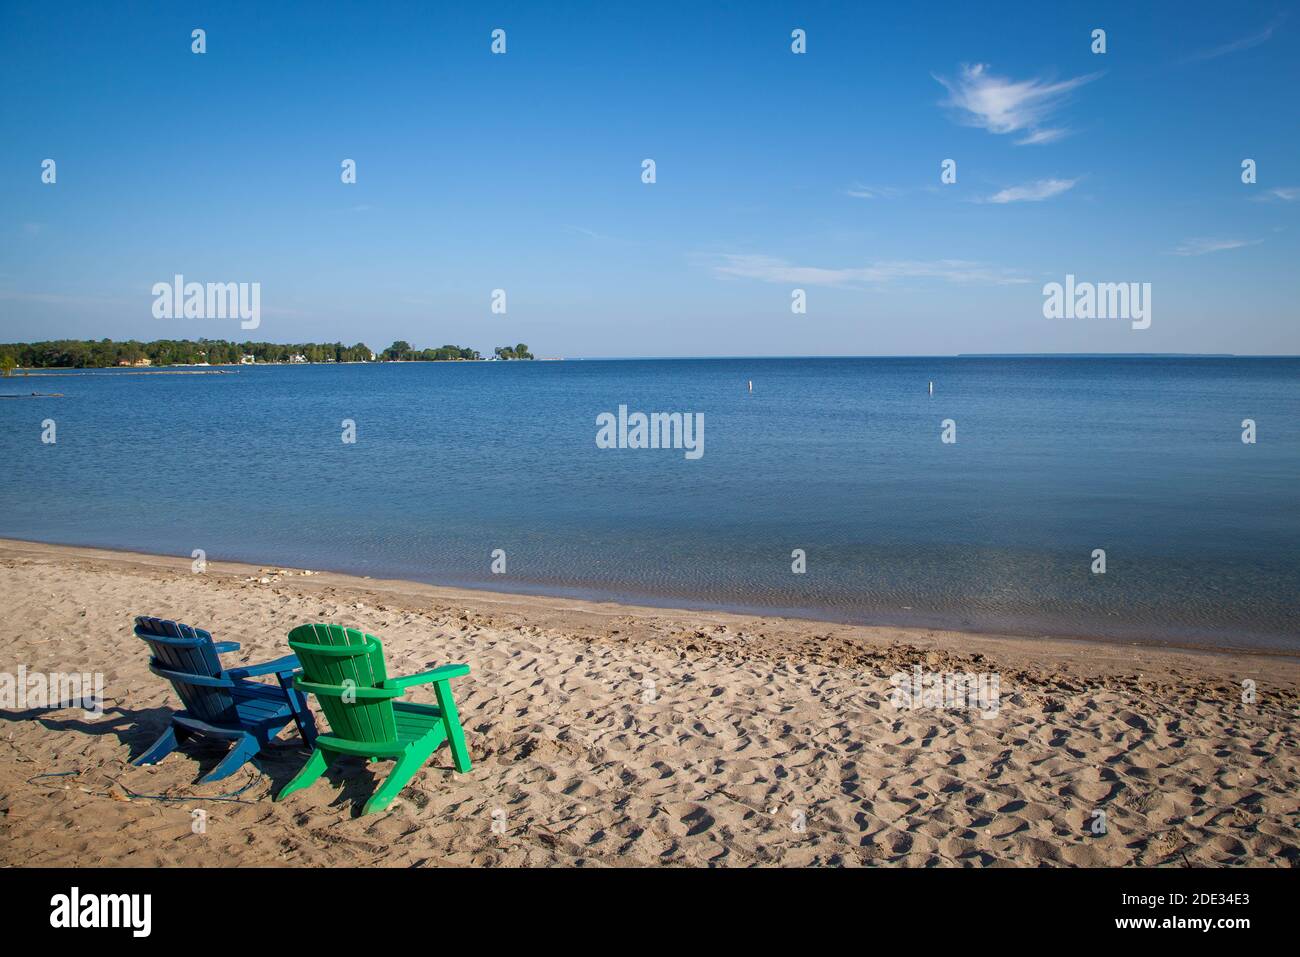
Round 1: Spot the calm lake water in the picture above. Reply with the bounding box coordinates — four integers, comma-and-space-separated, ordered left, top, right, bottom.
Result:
2, 357, 1297, 651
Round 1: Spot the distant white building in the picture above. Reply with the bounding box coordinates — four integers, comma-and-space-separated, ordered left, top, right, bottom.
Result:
240, 355, 256, 365
289, 354, 308, 363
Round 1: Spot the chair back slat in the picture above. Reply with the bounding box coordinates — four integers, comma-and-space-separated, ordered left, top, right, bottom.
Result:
134, 616, 237, 723
287, 623, 397, 744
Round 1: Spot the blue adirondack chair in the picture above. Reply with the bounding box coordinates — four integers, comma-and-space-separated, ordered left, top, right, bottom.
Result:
133, 616, 317, 783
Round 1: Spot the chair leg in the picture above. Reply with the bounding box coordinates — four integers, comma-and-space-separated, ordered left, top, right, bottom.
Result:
297, 704, 318, 748
434, 680, 472, 773
134, 724, 182, 767
277, 673, 317, 747
275, 746, 332, 802
200, 732, 261, 784
363, 746, 430, 815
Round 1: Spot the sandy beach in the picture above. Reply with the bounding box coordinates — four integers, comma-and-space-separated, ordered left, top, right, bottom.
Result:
0, 537, 1296, 867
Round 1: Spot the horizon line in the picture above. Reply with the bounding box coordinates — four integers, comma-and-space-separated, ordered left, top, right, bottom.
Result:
557, 352, 1293, 360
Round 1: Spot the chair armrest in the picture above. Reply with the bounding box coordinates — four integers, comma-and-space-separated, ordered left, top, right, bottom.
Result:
225, 654, 301, 680
294, 677, 401, 699
380, 663, 470, 691
212, 641, 241, 654
149, 662, 236, 689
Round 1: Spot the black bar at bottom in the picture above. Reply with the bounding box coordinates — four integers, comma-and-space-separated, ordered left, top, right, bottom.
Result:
0, 866, 1279, 944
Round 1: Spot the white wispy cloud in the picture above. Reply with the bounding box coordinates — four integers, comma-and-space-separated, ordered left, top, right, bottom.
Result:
845, 184, 901, 200
712, 254, 1028, 287
981, 178, 1079, 204
1247, 186, 1300, 204
934, 63, 1101, 145
563, 224, 633, 244
1014, 128, 1069, 146
1170, 237, 1261, 256
1185, 17, 1284, 62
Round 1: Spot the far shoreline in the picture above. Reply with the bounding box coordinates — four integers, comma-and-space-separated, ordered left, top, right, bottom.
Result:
8, 354, 1300, 375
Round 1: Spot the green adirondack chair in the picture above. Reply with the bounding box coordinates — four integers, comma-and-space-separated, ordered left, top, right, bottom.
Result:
275, 623, 472, 815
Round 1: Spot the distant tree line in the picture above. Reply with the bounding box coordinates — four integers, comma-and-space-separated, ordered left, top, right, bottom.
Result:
0, 339, 375, 369
0, 338, 536, 371
493, 343, 534, 360
378, 341, 532, 361
380, 341, 482, 361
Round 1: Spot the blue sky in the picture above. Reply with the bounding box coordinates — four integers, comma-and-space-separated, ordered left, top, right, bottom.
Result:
1, 1, 1297, 356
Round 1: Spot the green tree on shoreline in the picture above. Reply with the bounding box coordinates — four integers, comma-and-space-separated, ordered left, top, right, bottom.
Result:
493, 343, 534, 360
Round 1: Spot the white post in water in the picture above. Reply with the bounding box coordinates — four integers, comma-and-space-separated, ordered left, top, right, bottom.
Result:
928, 380, 934, 396
748, 380, 753, 393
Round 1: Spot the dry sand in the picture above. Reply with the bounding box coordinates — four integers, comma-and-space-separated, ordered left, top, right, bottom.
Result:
0, 537, 1296, 867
